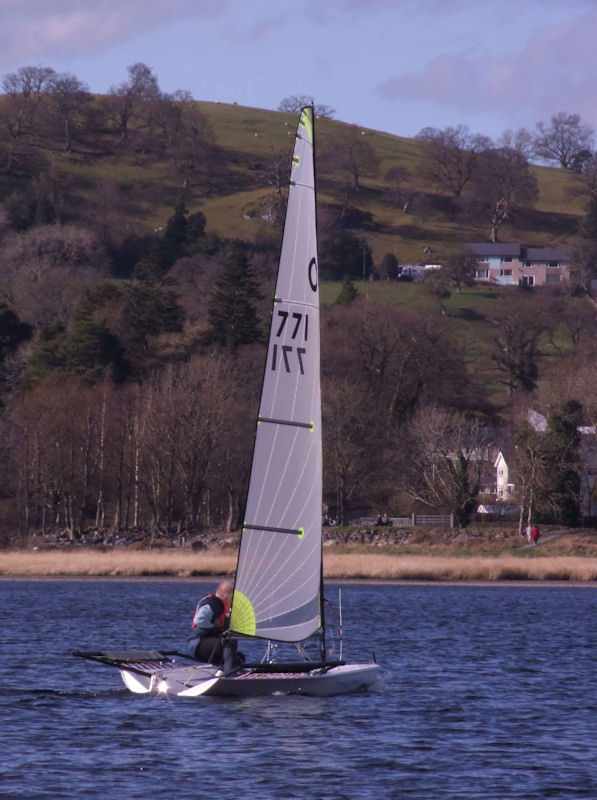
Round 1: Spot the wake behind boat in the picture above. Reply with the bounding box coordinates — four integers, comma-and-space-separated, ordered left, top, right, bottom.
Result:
74, 106, 380, 698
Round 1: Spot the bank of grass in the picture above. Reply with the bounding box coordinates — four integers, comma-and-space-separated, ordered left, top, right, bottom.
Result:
323, 553, 597, 582
1, 546, 595, 582
0, 548, 238, 578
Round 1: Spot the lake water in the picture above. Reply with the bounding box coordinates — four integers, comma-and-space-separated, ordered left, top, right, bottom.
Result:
0, 580, 595, 799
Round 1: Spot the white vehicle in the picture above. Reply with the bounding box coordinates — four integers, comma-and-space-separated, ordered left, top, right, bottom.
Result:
400, 264, 426, 278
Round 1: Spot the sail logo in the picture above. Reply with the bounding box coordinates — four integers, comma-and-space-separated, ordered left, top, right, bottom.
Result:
308, 256, 317, 291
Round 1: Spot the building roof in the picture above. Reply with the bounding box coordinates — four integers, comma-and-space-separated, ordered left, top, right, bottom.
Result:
466, 242, 570, 262
525, 246, 570, 262
466, 242, 521, 257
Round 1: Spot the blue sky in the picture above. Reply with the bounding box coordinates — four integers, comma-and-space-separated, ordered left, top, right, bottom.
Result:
2, 0, 597, 141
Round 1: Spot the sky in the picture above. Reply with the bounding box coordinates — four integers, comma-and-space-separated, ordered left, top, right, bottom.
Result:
2, 0, 597, 142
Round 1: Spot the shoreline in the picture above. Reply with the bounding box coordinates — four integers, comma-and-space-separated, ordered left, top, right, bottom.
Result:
0, 574, 595, 588
1, 547, 595, 583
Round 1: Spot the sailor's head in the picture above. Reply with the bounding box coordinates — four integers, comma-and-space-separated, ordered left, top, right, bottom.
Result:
216, 581, 234, 607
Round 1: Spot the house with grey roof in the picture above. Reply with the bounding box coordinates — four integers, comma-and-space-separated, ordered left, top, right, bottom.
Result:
466, 242, 571, 287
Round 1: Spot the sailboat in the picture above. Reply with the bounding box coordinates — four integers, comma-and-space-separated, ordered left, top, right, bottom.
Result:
74, 107, 380, 697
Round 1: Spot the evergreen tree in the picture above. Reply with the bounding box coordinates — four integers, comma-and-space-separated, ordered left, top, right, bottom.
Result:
186, 211, 207, 250
335, 279, 359, 305
134, 203, 210, 282
319, 228, 372, 280
572, 195, 597, 295
539, 401, 583, 525
62, 300, 128, 383
23, 321, 68, 388
0, 304, 32, 360
163, 200, 188, 260
204, 248, 263, 350
123, 282, 184, 345
379, 252, 398, 280
64, 319, 128, 383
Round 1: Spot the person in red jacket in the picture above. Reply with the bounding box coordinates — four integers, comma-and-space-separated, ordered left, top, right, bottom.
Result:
187, 581, 243, 674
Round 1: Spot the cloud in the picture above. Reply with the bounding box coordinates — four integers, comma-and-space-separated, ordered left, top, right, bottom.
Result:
306, 0, 592, 17
378, 8, 597, 129
0, 1, 229, 68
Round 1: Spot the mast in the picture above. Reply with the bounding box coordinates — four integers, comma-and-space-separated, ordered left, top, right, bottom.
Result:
311, 104, 327, 663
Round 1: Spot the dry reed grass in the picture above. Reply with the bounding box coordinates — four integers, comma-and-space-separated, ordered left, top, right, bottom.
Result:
322, 553, 597, 582
0, 548, 595, 582
0, 549, 238, 578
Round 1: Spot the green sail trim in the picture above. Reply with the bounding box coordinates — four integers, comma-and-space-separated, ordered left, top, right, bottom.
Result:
230, 590, 256, 636
299, 106, 314, 144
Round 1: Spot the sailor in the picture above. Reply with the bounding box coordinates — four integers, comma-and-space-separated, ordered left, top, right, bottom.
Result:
187, 581, 243, 674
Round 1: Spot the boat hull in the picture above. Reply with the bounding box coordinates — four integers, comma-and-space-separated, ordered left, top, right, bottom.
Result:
120, 662, 381, 698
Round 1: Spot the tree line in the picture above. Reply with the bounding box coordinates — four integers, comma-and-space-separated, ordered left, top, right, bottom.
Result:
0, 65, 596, 541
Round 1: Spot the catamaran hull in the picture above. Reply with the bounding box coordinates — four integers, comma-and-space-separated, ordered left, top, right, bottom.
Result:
120, 663, 381, 698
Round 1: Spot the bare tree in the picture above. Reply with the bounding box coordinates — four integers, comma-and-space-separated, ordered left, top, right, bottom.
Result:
255, 145, 292, 226
152, 92, 213, 188
383, 166, 419, 213
323, 126, 380, 211
513, 419, 545, 535
405, 406, 486, 527
211, 354, 259, 532
575, 154, 597, 200
533, 112, 594, 169
497, 128, 534, 160
278, 95, 335, 118
0, 224, 109, 326
441, 251, 477, 293
323, 302, 468, 424
107, 62, 161, 140
47, 72, 92, 153
323, 375, 391, 524
416, 125, 491, 198
570, 236, 597, 299
1, 65, 55, 171
469, 147, 538, 242
10, 377, 103, 538
489, 295, 550, 395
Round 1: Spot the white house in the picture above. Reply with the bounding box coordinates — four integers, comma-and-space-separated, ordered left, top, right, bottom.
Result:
494, 450, 516, 501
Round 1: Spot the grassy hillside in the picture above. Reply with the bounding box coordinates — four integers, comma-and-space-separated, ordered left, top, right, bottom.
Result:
0, 100, 587, 265
196, 104, 586, 263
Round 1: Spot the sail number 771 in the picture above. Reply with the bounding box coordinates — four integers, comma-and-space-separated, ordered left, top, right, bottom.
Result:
271, 310, 309, 375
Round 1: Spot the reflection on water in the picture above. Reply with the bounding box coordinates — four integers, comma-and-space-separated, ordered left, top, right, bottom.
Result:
0, 581, 595, 799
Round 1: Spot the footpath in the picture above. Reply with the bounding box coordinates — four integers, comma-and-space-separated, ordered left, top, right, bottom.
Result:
515, 529, 568, 550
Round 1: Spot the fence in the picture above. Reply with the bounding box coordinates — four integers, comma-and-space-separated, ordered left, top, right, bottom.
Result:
349, 514, 454, 528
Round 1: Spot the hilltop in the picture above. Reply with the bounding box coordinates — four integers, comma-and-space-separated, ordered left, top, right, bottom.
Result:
0, 98, 587, 265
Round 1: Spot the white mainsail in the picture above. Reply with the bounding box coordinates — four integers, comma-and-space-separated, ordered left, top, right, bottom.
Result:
230, 107, 322, 642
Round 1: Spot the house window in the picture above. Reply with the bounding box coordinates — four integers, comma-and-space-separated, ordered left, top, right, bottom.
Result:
501, 256, 512, 263
547, 261, 559, 268
500, 269, 512, 276
498, 468, 504, 476
522, 275, 534, 287
523, 261, 533, 267
475, 269, 488, 279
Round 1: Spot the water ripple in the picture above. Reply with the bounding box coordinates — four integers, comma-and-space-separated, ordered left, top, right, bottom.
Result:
0, 582, 595, 799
